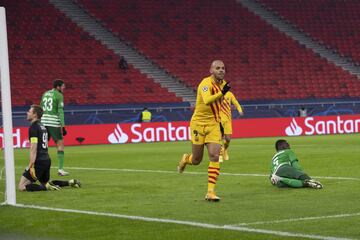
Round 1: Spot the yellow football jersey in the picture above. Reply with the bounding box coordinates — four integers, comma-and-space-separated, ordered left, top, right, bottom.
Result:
191, 75, 226, 125
220, 91, 243, 122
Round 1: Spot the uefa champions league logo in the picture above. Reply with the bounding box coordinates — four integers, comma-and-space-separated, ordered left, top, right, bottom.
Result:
108, 124, 129, 144
285, 118, 303, 136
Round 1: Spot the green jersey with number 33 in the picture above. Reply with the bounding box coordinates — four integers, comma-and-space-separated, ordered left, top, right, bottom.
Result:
40, 89, 65, 127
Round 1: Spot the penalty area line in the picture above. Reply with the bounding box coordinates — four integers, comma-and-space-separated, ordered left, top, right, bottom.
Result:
11, 203, 353, 240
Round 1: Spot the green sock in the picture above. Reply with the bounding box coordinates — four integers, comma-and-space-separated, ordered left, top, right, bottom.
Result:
280, 177, 304, 188
58, 151, 64, 169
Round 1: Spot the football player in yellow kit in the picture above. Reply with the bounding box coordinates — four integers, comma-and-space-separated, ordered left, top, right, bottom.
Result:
219, 91, 244, 162
177, 60, 231, 201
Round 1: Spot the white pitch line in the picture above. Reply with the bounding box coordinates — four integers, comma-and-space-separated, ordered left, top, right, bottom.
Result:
11, 203, 354, 240
62, 166, 360, 181
229, 212, 360, 227
12, 166, 359, 181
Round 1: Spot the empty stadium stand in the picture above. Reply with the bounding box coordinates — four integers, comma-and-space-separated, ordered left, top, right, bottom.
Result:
1, 0, 182, 106
77, 0, 360, 101
1, 0, 360, 110
260, 0, 360, 63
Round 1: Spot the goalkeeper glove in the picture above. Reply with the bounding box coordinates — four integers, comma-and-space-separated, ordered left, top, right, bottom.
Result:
30, 167, 37, 181
221, 82, 231, 95
62, 127, 67, 136
26, 167, 37, 181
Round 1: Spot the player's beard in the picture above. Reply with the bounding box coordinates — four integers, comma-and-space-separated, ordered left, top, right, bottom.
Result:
214, 74, 224, 84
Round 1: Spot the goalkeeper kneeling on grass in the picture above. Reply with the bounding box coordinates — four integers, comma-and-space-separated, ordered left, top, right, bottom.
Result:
270, 139, 323, 189
18, 105, 81, 192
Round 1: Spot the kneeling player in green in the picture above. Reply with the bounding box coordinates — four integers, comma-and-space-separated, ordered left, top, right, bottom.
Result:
270, 139, 323, 189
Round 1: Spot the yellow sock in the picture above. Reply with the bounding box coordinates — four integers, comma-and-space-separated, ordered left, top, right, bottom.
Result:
186, 154, 193, 165
220, 145, 224, 155
207, 161, 220, 192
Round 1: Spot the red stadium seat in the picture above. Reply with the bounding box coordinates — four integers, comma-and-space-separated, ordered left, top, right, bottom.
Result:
2, 0, 182, 106
78, 0, 360, 101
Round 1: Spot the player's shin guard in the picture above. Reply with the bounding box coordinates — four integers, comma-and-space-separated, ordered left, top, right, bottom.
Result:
207, 161, 220, 192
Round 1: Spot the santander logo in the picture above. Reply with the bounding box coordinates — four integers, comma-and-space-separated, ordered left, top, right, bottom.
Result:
285, 118, 303, 136
107, 123, 191, 144
108, 124, 129, 144
0, 128, 30, 148
284, 116, 360, 136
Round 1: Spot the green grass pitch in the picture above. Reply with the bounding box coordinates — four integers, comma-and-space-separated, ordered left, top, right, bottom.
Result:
1, 134, 360, 240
